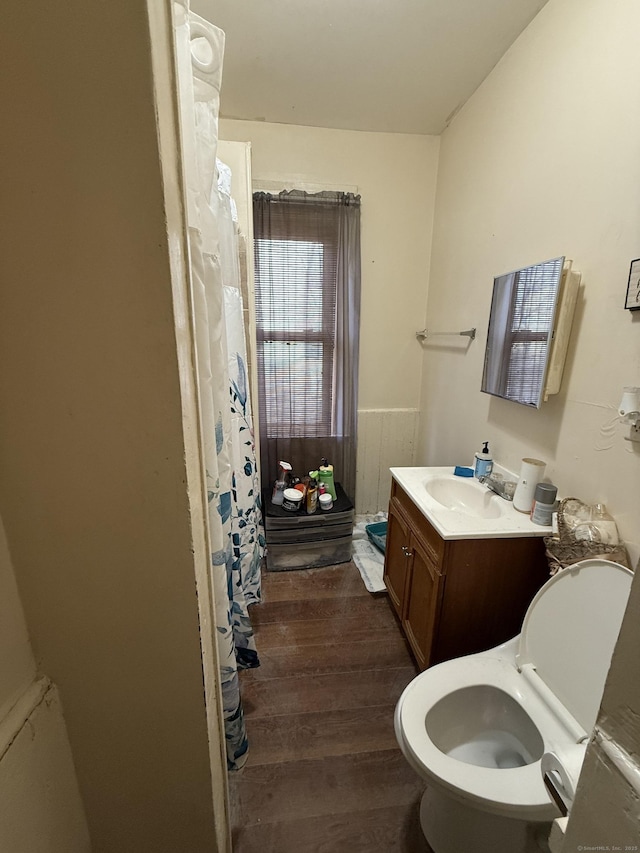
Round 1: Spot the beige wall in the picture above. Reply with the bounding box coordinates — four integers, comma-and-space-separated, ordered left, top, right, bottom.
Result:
0, 2, 221, 851
420, 0, 640, 563
219, 119, 439, 507
0, 519, 36, 722
563, 563, 640, 848
0, 682, 91, 852
421, 0, 640, 844
0, 516, 89, 850
220, 119, 439, 411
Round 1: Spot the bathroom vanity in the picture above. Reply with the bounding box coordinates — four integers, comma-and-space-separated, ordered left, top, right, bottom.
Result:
384, 468, 551, 670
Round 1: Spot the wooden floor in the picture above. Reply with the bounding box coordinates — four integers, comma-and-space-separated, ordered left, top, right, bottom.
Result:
228, 560, 432, 853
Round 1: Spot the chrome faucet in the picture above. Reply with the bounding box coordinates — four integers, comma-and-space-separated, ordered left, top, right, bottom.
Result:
478, 473, 516, 501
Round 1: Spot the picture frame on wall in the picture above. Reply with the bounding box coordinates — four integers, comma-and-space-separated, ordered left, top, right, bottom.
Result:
625, 258, 640, 311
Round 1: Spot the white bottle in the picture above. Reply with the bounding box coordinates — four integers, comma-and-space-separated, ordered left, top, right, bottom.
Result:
474, 441, 493, 479
513, 458, 546, 513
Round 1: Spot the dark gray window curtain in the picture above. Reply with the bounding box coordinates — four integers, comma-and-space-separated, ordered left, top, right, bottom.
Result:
253, 190, 361, 500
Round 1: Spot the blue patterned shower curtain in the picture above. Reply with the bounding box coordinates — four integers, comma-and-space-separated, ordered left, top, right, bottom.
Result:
174, 4, 263, 771
219, 161, 264, 668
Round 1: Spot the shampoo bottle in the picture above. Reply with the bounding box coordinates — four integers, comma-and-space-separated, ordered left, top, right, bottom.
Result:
306, 477, 318, 514
318, 458, 337, 500
474, 442, 493, 479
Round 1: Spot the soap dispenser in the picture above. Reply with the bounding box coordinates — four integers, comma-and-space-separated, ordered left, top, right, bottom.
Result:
474, 442, 493, 479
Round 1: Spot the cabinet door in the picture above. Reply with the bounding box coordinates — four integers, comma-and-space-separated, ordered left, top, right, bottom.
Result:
403, 535, 442, 670
383, 498, 412, 617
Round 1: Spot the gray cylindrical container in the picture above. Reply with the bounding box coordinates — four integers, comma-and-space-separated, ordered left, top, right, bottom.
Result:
531, 483, 558, 526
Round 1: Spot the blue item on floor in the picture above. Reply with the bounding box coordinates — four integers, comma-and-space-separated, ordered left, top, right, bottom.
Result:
365, 521, 388, 553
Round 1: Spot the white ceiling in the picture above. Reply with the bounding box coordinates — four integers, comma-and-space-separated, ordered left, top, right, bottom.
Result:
198, 0, 551, 135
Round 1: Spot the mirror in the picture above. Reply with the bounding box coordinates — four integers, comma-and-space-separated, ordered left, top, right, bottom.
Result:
481, 256, 565, 408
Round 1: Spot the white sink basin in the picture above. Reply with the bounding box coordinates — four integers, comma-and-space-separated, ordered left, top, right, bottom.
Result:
390, 467, 550, 540
424, 477, 504, 519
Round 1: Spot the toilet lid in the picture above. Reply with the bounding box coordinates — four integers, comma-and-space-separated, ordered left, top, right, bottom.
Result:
517, 559, 633, 732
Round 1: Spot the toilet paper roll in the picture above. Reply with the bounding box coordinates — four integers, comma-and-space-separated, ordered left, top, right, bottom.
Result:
541, 744, 587, 811
513, 458, 546, 513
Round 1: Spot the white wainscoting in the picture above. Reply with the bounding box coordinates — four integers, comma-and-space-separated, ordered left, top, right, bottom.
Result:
355, 409, 419, 514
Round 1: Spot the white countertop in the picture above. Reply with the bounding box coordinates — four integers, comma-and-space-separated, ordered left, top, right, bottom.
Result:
390, 466, 553, 541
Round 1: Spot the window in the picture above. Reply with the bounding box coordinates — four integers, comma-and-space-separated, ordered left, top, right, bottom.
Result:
255, 236, 337, 437
253, 190, 361, 496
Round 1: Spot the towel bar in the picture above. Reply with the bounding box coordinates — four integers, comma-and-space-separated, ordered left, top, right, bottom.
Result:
416, 327, 476, 341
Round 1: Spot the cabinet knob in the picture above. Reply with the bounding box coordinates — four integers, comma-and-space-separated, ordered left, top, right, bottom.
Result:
401, 545, 411, 557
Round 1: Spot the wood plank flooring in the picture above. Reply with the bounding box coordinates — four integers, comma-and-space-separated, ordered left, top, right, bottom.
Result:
228, 561, 432, 853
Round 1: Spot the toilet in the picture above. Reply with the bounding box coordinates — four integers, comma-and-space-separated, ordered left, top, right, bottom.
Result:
394, 558, 633, 853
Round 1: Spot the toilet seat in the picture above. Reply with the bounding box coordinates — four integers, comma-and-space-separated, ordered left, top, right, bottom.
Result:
516, 559, 633, 732
396, 653, 570, 820
396, 559, 634, 822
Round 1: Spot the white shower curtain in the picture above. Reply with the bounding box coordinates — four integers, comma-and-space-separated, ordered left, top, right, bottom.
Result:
173, 3, 263, 770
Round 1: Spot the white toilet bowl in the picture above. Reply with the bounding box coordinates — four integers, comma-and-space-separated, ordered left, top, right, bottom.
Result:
394, 559, 633, 853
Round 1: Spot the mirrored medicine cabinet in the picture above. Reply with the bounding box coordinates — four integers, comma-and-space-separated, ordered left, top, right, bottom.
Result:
481, 256, 580, 408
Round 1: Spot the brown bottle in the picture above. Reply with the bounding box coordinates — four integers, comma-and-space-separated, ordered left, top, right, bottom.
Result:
306, 478, 318, 514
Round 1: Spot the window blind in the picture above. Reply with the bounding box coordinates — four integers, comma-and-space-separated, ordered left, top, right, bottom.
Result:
505, 259, 563, 405
255, 231, 338, 438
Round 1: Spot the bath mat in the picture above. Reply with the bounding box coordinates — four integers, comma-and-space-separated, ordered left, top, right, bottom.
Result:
352, 513, 387, 593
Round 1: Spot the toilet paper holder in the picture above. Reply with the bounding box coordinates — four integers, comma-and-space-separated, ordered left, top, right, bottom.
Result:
543, 771, 569, 817
541, 743, 588, 818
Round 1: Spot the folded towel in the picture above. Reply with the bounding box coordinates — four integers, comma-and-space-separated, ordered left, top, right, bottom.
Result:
352, 513, 387, 593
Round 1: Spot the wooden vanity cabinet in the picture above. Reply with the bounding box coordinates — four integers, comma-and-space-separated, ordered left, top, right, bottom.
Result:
383, 479, 549, 670
383, 497, 413, 613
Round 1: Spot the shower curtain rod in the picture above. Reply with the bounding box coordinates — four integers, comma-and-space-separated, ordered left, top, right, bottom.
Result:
415, 327, 476, 341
